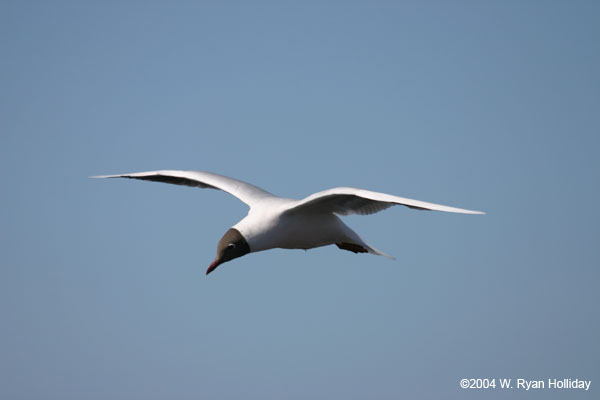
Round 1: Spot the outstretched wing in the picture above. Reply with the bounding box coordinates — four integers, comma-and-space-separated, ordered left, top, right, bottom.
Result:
284, 187, 484, 216
91, 170, 275, 208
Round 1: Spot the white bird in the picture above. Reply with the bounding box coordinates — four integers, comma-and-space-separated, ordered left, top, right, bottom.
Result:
92, 170, 484, 275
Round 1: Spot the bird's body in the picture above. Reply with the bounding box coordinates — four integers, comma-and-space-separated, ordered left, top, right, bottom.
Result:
92, 170, 483, 274
235, 206, 372, 254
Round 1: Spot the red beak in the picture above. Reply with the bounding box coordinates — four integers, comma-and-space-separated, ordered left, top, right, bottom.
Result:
206, 259, 221, 275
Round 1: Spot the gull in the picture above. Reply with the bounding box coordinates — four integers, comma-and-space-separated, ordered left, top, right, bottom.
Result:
92, 170, 484, 275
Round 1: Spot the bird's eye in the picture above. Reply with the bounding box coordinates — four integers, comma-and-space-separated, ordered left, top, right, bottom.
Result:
228, 243, 236, 249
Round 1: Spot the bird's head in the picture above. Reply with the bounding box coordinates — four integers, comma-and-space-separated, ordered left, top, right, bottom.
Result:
207, 228, 250, 275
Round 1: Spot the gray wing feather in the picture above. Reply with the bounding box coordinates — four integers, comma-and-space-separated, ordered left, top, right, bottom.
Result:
284, 187, 484, 216
91, 170, 275, 208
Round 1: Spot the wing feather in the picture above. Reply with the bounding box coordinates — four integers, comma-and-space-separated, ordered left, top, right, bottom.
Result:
91, 170, 275, 208
284, 187, 484, 216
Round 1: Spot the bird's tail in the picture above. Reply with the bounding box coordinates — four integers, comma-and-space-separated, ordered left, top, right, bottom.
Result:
336, 217, 396, 260
363, 242, 396, 260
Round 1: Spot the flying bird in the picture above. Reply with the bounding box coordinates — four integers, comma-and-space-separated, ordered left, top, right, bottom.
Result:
92, 170, 484, 275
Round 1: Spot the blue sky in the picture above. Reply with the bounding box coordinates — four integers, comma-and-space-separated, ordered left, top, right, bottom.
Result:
1, 1, 598, 399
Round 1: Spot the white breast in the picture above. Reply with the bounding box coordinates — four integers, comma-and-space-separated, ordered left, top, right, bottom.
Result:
233, 204, 352, 253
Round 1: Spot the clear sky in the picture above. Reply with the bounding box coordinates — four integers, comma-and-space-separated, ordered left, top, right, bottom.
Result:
1, 1, 598, 399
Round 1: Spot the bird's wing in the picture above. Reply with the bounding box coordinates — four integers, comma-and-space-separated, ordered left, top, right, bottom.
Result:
283, 187, 484, 216
91, 170, 275, 208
